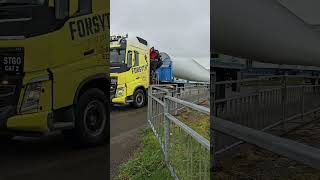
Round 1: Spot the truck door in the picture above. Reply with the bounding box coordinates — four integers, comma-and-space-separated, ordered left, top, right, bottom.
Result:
140, 51, 149, 86
133, 51, 141, 83
126, 50, 134, 84
69, 0, 96, 61
57, 0, 105, 105
53, 0, 94, 64
125, 50, 136, 95
133, 50, 148, 86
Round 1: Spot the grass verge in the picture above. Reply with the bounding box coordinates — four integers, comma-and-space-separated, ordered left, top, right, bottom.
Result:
117, 103, 210, 180
168, 105, 210, 179
175, 107, 210, 139
116, 128, 171, 180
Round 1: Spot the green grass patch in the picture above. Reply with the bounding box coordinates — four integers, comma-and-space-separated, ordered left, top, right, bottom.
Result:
168, 106, 210, 179
116, 128, 171, 180
175, 108, 210, 139
166, 126, 210, 179
117, 105, 210, 180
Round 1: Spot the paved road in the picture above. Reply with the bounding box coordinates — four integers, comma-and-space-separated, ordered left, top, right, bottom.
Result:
0, 134, 108, 180
0, 105, 147, 180
110, 105, 148, 179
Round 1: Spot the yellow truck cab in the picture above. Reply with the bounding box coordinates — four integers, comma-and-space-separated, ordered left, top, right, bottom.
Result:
0, 0, 109, 145
110, 35, 150, 108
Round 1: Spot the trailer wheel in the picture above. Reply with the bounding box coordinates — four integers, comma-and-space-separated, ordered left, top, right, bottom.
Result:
132, 89, 146, 108
65, 88, 108, 146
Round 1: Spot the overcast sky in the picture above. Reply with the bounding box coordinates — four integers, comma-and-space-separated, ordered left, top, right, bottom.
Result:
111, 0, 210, 69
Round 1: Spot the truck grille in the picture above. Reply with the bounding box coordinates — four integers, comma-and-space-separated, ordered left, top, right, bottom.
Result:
0, 75, 22, 127
0, 85, 16, 109
0, 98, 5, 108
0, 85, 15, 97
110, 77, 117, 97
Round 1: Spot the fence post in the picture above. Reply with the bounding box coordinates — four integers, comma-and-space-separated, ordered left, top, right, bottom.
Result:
148, 87, 152, 122
210, 71, 216, 175
164, 97, 170, 163
198, 87, 200, 103
281, 73, 288, 132
174, 85, 178, 115
315, 77, 319, 120
301, 86, 305, 121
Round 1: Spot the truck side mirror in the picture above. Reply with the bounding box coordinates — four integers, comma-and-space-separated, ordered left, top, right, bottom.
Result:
55, 0, 70, 20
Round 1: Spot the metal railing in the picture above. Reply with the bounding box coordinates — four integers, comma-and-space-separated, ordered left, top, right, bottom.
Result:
148, 84, 210, 179
211, 73, 320, 172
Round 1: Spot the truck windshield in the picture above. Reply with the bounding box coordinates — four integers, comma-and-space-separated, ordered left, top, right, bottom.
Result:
0, 0, 58, 37
110, 48, 126, 65
0, 0, 45, 6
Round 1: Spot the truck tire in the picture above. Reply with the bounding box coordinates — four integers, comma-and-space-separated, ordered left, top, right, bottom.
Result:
132, 89, 146, 108
65, 88, 108, 146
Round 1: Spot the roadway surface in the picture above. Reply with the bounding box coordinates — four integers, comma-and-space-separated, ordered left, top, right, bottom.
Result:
110, 105, 148, 179
0, 105, 147, 180
0, 134, 108, 180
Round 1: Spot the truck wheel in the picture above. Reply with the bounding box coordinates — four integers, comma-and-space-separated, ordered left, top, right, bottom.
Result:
132, 89, 146, 108
68, 88, 108, 146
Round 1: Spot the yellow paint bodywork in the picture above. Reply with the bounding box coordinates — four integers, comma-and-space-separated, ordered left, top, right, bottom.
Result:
111, 39, 150, 104
1, 1, 110, 133
7, 111, 51, 133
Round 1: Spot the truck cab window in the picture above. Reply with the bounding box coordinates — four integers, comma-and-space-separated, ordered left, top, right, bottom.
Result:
127, 51, 132, 67
134, 51, 139, 66
55, 0, 69, 19
0, 0, 46, 5
110, 48, 126, 64
78, 0, 92, 15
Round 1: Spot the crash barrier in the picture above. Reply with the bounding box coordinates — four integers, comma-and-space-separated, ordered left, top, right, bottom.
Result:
148, 84, 210, 179
211, 73, 320, 171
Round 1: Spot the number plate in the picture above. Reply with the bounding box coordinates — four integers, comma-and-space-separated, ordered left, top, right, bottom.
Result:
0, 48, 24, 74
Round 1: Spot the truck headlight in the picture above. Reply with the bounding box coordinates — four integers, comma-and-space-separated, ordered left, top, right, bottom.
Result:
116, 85, 125, 97
21, 82, 42, 112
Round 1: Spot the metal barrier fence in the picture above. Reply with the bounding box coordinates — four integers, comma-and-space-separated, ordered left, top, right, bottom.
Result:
211, 73, 320, 171
148, 84, 210, 179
